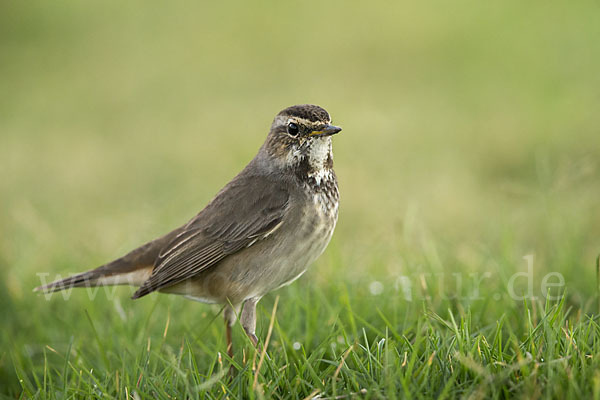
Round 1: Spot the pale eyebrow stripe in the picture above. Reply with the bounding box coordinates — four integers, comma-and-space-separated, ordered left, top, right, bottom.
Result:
287, 117, 331, 127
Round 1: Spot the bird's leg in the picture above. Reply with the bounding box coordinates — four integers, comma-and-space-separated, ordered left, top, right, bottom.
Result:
224, 320, 233, 359
223, 305, 238, 359
240, 297, 260, 347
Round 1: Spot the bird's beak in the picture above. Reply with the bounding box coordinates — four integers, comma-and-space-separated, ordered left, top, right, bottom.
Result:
309, 124, 343, 137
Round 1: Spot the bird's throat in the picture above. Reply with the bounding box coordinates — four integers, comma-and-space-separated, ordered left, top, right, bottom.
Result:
307, 137, 333, 172
293, 138, 335, 187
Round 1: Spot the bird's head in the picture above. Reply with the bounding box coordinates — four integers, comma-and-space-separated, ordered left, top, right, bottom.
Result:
262, 104, 342, 174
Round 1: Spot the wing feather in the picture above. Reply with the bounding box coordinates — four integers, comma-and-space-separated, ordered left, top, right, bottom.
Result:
132, 173, 289, 299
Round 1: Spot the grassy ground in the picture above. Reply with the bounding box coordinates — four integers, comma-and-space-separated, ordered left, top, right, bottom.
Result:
2, 0, 600, 398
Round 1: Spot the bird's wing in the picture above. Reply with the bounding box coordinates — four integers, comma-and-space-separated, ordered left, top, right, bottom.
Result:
132, 174, 289, 298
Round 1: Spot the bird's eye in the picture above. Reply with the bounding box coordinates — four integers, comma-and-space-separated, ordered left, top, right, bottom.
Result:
287, 122, 299, 137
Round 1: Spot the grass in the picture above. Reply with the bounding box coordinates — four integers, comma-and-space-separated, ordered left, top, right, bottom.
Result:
5, 280, 600, 398
2, 0, 600, 398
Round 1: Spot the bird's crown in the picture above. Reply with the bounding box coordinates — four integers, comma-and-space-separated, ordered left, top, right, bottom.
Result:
277, 104, 331, 124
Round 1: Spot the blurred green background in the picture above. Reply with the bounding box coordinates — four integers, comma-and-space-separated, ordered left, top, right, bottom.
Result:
1, 0, 600, 395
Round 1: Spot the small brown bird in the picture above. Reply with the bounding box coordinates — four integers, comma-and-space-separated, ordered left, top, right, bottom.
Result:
35, 104, 341, 356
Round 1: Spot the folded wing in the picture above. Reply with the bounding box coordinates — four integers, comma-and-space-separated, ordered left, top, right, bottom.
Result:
132, 174, 289, 299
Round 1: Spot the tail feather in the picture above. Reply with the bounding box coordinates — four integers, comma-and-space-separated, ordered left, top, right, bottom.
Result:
34, 270, 103, 293
34, 227, 183, 295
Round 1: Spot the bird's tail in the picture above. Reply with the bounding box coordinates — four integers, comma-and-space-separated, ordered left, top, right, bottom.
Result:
34, 269, 104, 293
33, 264, 154, 294
33, 227, 182, 295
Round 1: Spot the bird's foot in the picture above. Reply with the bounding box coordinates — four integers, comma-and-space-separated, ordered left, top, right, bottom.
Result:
247, 332, 259, 347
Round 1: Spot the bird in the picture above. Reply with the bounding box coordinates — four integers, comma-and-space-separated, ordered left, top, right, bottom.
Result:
35, 104, 342, 357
